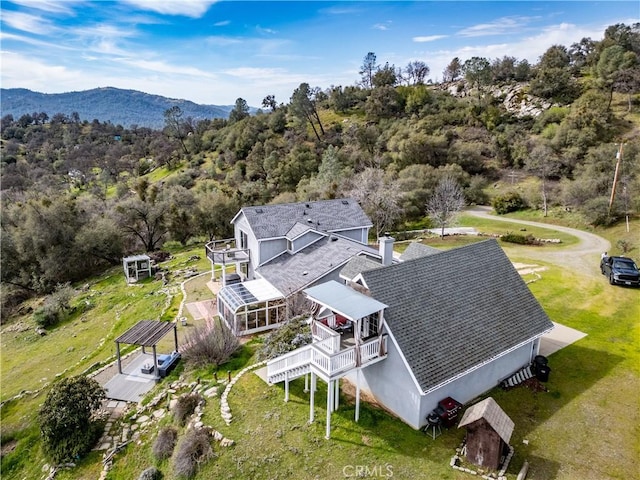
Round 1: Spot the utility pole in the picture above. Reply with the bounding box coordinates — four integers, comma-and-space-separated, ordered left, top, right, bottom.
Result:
608, 143, 624, 214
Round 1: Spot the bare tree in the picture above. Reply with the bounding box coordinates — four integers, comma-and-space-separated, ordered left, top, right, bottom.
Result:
181, 317, 240, 368
163, 106, 189, 154
347, 168, 403, 238
427, 175, 465, 238
525, 143, 561, 217
403, 60, 430, 85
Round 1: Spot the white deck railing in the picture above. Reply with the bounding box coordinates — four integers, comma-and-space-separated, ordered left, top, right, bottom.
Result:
267, 336, 388, 382
266, 345, 312, 377
312, 321, 341, 354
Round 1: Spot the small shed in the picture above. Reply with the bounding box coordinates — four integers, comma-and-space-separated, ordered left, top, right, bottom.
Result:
458, 397, 514, 470
123, 254, 152, 283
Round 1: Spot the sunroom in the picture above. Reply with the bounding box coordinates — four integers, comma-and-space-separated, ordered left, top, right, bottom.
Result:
217, 278, 286, 335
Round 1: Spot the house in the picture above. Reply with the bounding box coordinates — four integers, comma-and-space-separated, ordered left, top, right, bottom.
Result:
458, 397, 514, 470
266, 239, 554, 437
206, 198, 392, 336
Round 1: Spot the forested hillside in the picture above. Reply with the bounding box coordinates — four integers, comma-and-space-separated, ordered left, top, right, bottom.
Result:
1, 22, 639, 317
0, 87, 234, 129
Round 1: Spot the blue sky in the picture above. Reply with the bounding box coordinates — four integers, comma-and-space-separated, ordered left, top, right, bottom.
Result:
1, 1, 638, 107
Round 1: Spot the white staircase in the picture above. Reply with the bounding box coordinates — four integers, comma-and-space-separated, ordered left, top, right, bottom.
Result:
266, 345, 313, 384
501, 365, 534, 389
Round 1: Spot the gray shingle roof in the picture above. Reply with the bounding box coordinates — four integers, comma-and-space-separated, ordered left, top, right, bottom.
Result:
238, 198, 372, 240
361, 239, 554, 394
340, 256, 383, 280
257, 236, 379, 295
399, 242, 441, 262
458, 397, 514, 444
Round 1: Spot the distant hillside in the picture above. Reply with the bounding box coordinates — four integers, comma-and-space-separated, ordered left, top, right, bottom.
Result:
0, 87, 234, 129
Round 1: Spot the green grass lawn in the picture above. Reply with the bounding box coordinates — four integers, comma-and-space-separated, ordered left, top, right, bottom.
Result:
2, 215, 638, 480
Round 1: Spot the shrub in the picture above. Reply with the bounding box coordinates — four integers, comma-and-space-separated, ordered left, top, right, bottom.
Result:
138, 466, 162, 480
492, 191, 526, 214
182, 317, 240, 368
257, 316, 312, 361
33, 283, 75, 328
39, 376, 105, 463
172, 393, 203, 425
500, 232, 540, 245
172, 429, 214, 479
34, 303, 61, 328
152, 426, 178, 460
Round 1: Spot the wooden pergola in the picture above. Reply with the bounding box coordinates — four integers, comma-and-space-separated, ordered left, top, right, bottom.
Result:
114, 320, 178, 380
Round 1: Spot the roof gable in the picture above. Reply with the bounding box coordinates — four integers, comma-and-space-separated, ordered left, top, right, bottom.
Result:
340, 255, 383, 281
257, 235, 378, 294
399, 242, 440, 262
458, 397, 514, 444
237, 198, 372, 240
361, 240, 554, 393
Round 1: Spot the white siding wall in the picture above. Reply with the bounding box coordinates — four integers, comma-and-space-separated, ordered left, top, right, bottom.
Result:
416, 342, 534, 428
234, 214, 258, 278
348, 336, 424, 429
349, 339, 535, 430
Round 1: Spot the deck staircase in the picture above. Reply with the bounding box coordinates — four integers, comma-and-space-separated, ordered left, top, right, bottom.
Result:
266, 346, 312, 384
501, 365, 534, 389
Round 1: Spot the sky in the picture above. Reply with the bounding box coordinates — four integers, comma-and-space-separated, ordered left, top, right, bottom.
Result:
1, 1, 638, 107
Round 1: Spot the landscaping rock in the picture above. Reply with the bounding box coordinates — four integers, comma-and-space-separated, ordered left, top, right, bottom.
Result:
220, 438, 235, 447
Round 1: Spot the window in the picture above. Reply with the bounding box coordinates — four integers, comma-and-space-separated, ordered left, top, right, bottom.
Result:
239, 230, 248, 249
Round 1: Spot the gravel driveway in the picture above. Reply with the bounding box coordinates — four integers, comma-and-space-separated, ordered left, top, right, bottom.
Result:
466, 206, 611, 279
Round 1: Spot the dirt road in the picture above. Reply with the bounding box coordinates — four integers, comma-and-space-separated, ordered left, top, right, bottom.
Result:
466, 206, 611, 279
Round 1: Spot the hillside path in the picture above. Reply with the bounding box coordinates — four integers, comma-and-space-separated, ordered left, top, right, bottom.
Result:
466, 206, 610, 279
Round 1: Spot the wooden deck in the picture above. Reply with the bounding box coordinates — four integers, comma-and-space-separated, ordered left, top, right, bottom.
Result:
103, 353, 160, 403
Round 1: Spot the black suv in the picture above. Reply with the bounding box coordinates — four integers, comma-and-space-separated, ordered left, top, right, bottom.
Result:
600, 256, 640, 287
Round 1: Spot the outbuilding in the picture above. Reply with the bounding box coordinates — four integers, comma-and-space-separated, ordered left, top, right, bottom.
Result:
123, 254, 152, 283
458, 397, 514, 470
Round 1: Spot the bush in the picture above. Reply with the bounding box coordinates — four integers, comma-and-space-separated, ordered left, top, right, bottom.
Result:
257, 316, 312, 361
182, 317, 240, 368
500, 232, 540, 245
172, 429, 214, 479
33, 283, 75, 328
34, 303, 61, 328
138, 466, 162, 480
152, 426, 178, 460
39, 376, 105, 463
172, 393, 203, 425
492, 191, 526, 214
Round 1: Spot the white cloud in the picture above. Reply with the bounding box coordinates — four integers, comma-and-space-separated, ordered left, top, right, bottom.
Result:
1, 51, 93, 91
0, 31, 75, 50
121, 0, 217, 18
9, 0, 78, 14
373, 21, 392, 31
256, 25, 277, 35
223, 67, 287, 80
458, 16, 539, 37
1, 10, 54, 34
117, 58, 216, 78
413, 35, 447, 43
213, 20, 230, 27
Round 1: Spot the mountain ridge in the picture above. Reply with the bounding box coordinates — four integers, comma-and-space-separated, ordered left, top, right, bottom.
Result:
0, 87, 234, 129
